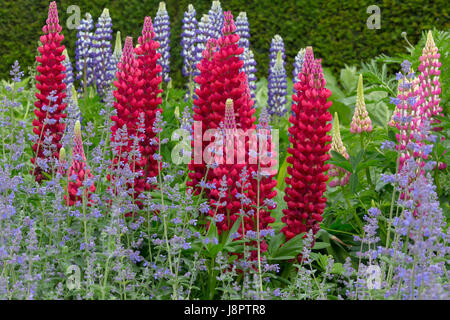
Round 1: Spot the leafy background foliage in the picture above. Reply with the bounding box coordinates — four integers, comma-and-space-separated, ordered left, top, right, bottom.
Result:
0, 0, 449, 88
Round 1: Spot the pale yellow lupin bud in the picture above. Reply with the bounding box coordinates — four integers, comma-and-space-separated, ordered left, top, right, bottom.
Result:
226, 98, 233, 109
102, 8, 110, 17
74, 120, 81, 137
238, 12, 247, 19
71, 86, 78, 106
63, 48, 69, 60
425, 30, 437, 54
201, 14, 210, 24
114, 31, 122, 58
275, 51, 283, 68
158, 1, 166, 13
331, 112, 349, 159
188, 4, 194, 12
212, 1, 221, 10
174, 106, 180, 120
59, 147, 66, 162
350, 74, 372, 133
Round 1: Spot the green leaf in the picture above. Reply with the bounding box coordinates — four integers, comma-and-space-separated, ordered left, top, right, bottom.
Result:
349, 173, 359, 194
356, 159, 380, 172
331, 150, 347, 162
276, 158, 288, 190
340, 65, 358, 95
224, 215, 243, 247
268, 232, 285, 257
312, 242, 331, 250
272, 233, 305, 259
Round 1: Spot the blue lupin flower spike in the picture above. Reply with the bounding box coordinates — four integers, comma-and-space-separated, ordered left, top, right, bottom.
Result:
75, 13, 95, 90
235, 12, 250, 50
267, 51, 288, 117
154, 1, 171, 83
208, 0, 223, 39
92, 8, 114, 97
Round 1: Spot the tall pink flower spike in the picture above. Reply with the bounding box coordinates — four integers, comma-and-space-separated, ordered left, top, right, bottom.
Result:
417, 31, 442, 122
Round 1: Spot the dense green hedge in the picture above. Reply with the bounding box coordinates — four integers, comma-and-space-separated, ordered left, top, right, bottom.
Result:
0, 0, 448, 87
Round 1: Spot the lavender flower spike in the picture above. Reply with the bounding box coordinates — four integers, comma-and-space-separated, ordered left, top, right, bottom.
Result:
92, 8, 114, 97
154, 1, 171, 83
267, 51, 288, 117
236, 12, 250, 50
75, 13, 94, 90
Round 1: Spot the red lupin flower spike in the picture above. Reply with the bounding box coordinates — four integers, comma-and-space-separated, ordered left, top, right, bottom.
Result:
134, 17, 164, 193
109, 36, 144, 200
282, 46, 333, 242
32, 1, 67, 182
188, 11, 255, 199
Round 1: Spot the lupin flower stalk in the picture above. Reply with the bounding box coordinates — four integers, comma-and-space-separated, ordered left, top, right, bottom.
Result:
109, 37, 143, 191
267, 51, 288, 117
293, 48, 306, 93
389, 62, 428, 172
242, 48, 257, 108
417, 31, 442, 121
328, 113, 350, 187
208, 0, 224, 40
154, 2, 171, 83
235, 12, 250, 50
188, 12, 256, 232
282, 46, 333, 241
181, 4, 198, 100
62, 49, 74, 89
193, 14, 214, 79
181, 4, 198, 78
92, 8, 114, 97
134, 16, 164, 193
65, 120, 96, 206
350, 74, 373, 133
75, 12, 95, 91
32, 1, 67, 183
